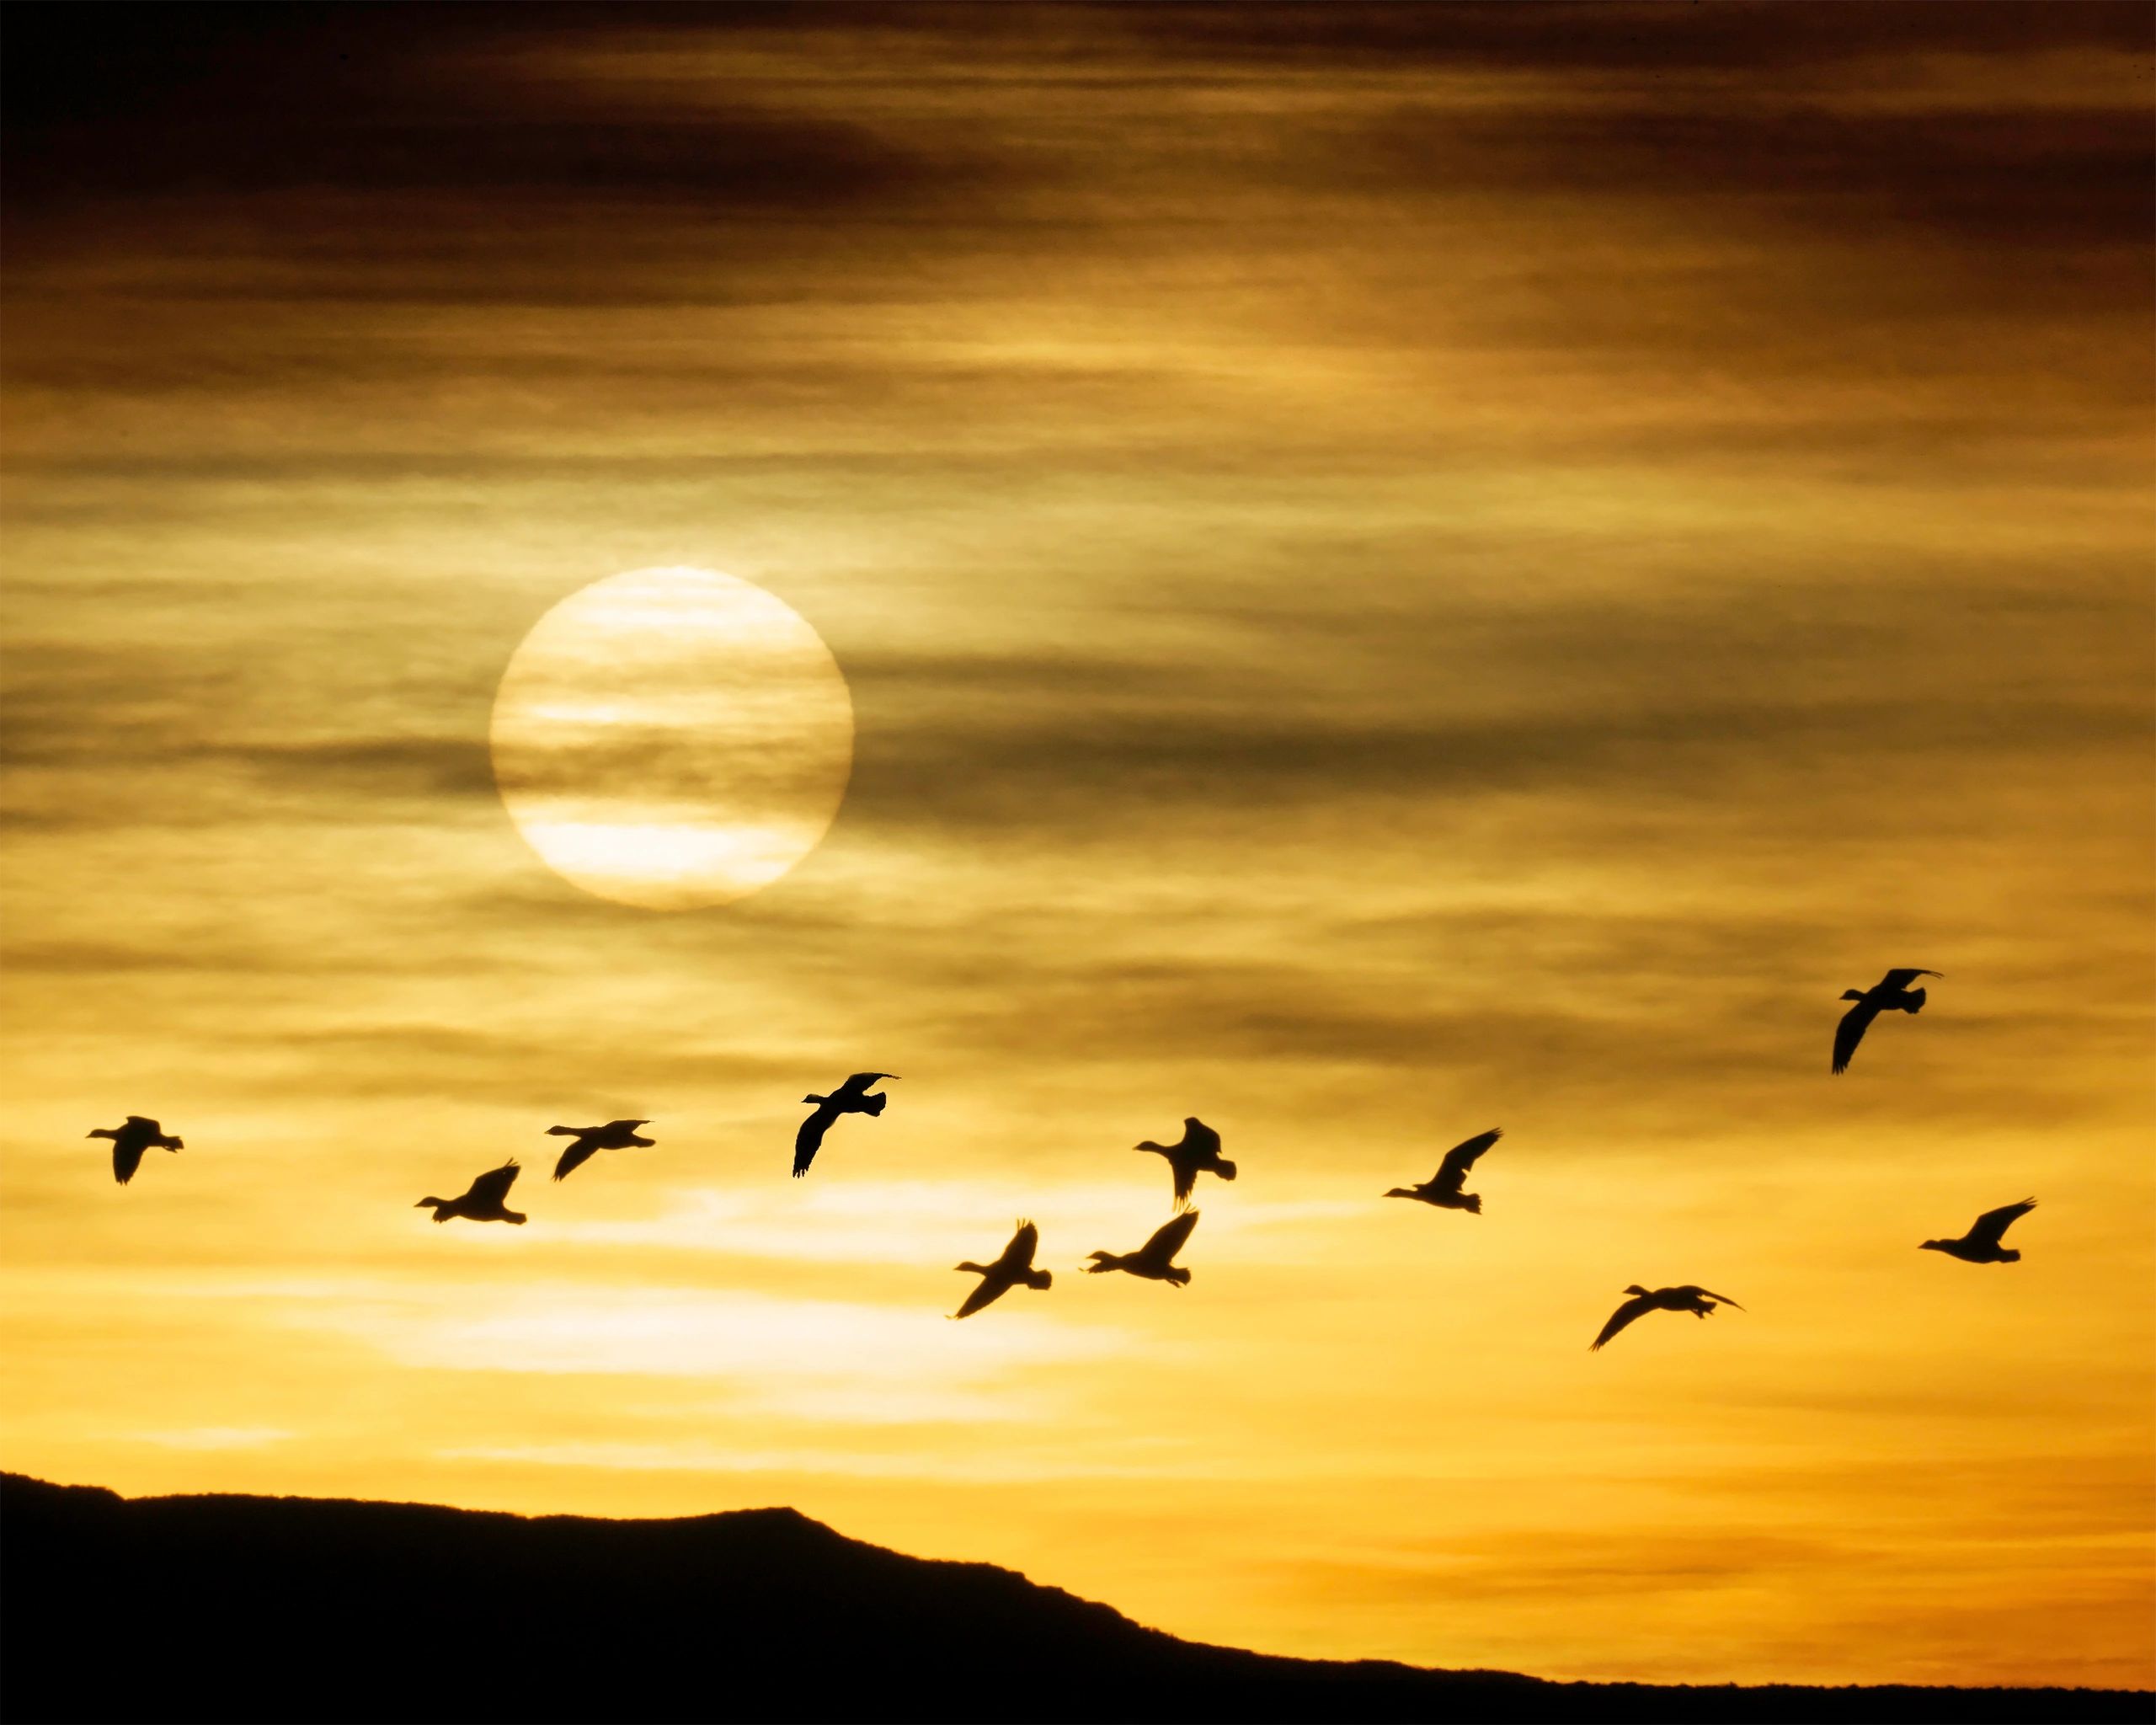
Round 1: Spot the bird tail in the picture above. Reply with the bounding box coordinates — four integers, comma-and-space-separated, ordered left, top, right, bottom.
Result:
1462, 1193, 1483, 1215
862, 1092, 889, 1117
505, 1211, 527, 1226
1900, 987, 1927, 1013
1998, 1248, 2021, 1263
1215, 1159, 1237, 1183
1022, 1268, 1053, 1290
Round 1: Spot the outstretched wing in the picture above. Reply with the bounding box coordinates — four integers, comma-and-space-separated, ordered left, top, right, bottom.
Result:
1170, 1156, 1197, 1208
1879, 968, 1942, 991
603, 1119, 648, 1135
953, 1276, 1011, 1321
995, 1220, 1040, 1275
124, 1115, 157, 1130
113, 1138, 147, 1184
1433, 1128, 1502, 1193
552, 1136, 600, 1182
467, 1161, 520, 1207
1145, 1209, 1200, 1262
1831, 999, 1877, 1074
1179, 1117, 1220, 1158
1969, 1198, 2036, 1249
1679, 1286, 1745, 1311
1590, 1293, 1655, 1352
793, 1104, 838, 1177
834, 1072, 898, 1101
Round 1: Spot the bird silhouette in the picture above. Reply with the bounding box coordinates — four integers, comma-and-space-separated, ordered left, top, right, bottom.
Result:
951, 1220, 1054, 1319
547, 1119, 654, 1182
88, 1116, 182, 1185
1832, 968, 1942, 1074
793, 1073, 897, 1178
1921, 1197, 2036, 1263
1085, 1210, 1201, 1286
1590, 1284, 1744, 1351
1385, 1128, 1502, 1214
1134, 1117, 1236, 1210
416, 1160, 526, 1225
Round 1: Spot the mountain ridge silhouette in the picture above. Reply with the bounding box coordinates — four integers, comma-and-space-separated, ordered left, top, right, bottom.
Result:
1, 1472, 2142, 1722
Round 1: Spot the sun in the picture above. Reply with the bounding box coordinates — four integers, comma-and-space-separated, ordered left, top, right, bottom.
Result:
489, 567, 853, 910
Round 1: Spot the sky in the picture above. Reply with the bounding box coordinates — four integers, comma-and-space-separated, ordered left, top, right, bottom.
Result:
3, 1, 2152, 1690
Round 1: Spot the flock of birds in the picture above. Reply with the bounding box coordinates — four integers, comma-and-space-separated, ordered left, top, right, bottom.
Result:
86, 966, 2041, 1348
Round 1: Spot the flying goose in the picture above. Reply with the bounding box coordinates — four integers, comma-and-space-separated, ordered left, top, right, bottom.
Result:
88, 1116, 182, 1185
793, 1073, 897, 1178
1085, 1210, 1201, 1286
547, 1119, 654, 1182
1590, 1284, 1743, 1351
1134, 1117, 1235, 1210
1833, 968, 1941, 1074
1385, 1128, 1502, 1214
951, 1220, 1053, 1319
1921, 1198, 2036, 1264
417, 1160, 526, 1225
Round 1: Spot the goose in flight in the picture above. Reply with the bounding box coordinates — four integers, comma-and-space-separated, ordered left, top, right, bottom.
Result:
416, 1160, 526, 1225
1922, 1198, 2036, 1264
793, 1073, 897, 1178
1085, 1210, 1201, 1286
1385, 1128, 1502, 1214
88, 1116, 182, 1185
1134, 1117, 1236, 1210
951, 1220, 1054, 1319
1590, 1284, 1743, 1351
547, 1119, 654, 1182
1833, 968, 1942, 1074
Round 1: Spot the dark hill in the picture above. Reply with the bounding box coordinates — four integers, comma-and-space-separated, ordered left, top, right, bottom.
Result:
0, 1473, 2141, 1722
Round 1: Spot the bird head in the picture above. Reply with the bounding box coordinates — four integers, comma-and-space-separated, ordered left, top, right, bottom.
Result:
1085, 1250, 1116, 1264
1840, 989, 1866, 1002
802, 1093, 825, 1106
1134, 1140, 1163, 1154
1383, 1187, 1415, 1199
1622, 1284, 1650, 1296
1918, 1239, 1945, 1252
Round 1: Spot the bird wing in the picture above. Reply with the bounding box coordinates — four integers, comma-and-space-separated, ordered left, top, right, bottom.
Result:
1683, 1287, 1745, 1311
1879, 968, 1942, 991
1590, 1294, 1655, 1351
995, 1220, 1040, 1274
1831, 999, 1878, 1074
467, 1162, 520, 1206
1969, 1198, 2036, 1248
112, 1139, 147, 1184
124, 1115, 157, 1129
834, 1072, 897, 1100
1145, 1209, 1200, 1262
1179, 1117, 1221, 1158
552, 1137, 599, 1182
1434, 1128, 1502, 1191
1170, 1156, 1197, 1208
793, 1105, 838, 1177
603, 1119, 648, 1135
953, 1276, 1010, 1320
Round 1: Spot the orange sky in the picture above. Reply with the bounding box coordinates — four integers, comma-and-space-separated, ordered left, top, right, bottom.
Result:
2, 3, 2151, 1690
